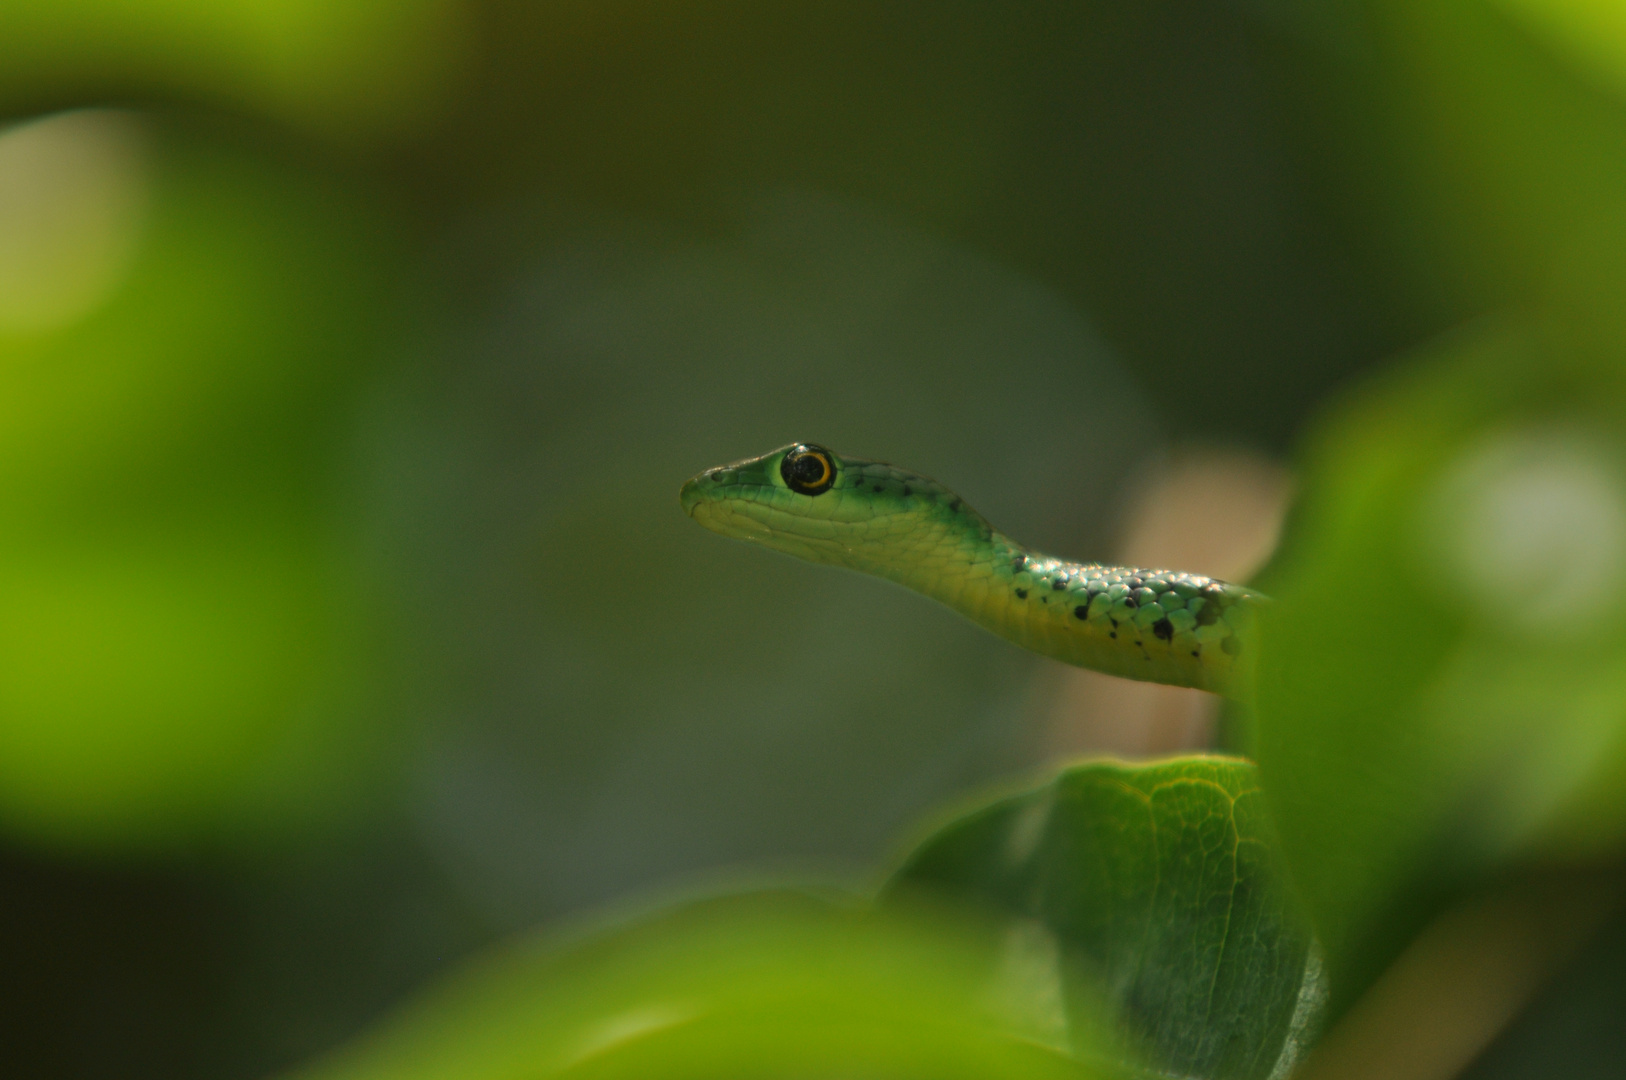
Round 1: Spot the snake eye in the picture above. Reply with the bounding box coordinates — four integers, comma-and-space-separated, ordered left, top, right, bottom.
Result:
781, 444, 836, 495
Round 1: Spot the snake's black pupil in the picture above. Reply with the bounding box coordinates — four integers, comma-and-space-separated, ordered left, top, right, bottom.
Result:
788, 455, 821, 483
782, 446, 834, 495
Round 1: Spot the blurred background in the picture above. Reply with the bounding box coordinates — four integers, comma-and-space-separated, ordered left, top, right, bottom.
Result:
4, 0, 1626, 1076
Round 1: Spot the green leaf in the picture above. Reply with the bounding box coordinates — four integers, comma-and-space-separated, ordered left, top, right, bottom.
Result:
287, 890, 1121, 1080
1491, 0, 1626, 102
0, 114, 400, 850
1251, 319, 1626, 1008
886, 757, 1323, 1080
0, 1, 467, 137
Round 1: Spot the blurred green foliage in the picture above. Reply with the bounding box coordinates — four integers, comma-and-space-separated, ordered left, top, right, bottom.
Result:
4, 1, 1626, 1078
289, 891, 1114, 1080
1240, 0, 1626, 1018
1492, 0, 1626, 110
291, 759, 1321, 1080
0, 111, 402, 848
0, 0, 468, 136
1251, 318, 1626, 1004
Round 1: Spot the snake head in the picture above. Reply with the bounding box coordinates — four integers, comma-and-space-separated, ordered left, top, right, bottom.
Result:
680, 442, 990, 575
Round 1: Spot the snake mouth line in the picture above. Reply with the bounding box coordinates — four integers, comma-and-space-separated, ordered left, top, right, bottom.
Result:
687, 496, 871, 570
690, 498, 826, 544
689, 501, 774, 543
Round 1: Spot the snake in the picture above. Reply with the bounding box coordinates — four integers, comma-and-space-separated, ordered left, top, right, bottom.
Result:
680, 442, 1263, 697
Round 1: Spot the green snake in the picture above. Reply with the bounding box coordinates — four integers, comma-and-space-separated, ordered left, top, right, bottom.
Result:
681, 443, 1263, 697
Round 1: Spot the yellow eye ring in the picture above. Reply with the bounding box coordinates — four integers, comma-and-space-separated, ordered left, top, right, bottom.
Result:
781, 445, 835, 495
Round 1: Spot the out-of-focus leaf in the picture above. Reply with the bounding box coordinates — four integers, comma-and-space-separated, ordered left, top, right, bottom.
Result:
1491, 0, 1626, 101
0, 0, 468, 138
1354, 1, 1626, 317
0, 514, 377, 847
0, 112, 405, 850
1251, 319, 1626, 1008
0, 110, 148, 335
286, 890, 1119, 1080
0, 112, 392, 510
886, 757, 1323, 1080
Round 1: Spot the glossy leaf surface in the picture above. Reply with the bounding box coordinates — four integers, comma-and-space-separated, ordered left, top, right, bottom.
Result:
889, 757, 1322, 1080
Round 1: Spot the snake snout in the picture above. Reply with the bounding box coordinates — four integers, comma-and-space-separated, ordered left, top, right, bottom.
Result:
679, 466, 742, 517
679, 476, 705, 517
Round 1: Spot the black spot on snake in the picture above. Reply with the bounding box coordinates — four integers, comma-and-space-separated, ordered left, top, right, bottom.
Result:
902, 485, 912, 496
1014, 588, 1028, 599
1152, 618, 1174, 642
1074, 596, 1092, 620
1011, 554, 1026, 572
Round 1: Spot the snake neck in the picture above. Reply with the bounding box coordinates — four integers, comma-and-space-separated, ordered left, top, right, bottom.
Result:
839, 519, 1257, 697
